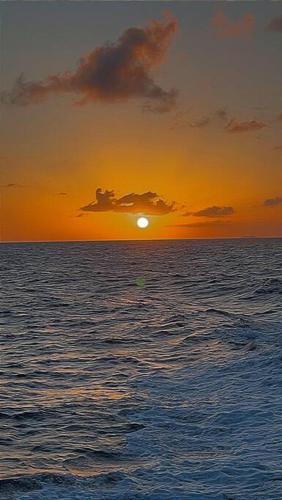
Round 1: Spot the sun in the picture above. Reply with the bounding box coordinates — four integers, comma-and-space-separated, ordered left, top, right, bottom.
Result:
137, 216, 149, 229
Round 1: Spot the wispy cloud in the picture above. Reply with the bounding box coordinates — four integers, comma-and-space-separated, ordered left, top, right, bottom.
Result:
215, 108, 229, 122
0, 183, 23, 188
190, 116, 211, 128
266, 16, 282, 33
225, 119, 266, 133
1, 14, 178, 112
184, 206, 235, 218
212, 11, 255, 39
263, 196, 282, 207
168, 220, 231, 228
81, 188, 175, 216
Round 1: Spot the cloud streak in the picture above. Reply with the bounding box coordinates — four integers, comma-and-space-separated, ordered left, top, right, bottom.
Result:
167, 220, 231, 228
263, 196, 282, 207
184, 206, 235, 218
212, 11, 255, 39
1, 14, 178, 112
225, 119, 266, 133
190, 116, 211, 128
0, 183, 23, 188
81, 188, 175, 215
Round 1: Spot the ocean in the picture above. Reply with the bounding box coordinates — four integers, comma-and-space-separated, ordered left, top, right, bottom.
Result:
0, 239, 282, 500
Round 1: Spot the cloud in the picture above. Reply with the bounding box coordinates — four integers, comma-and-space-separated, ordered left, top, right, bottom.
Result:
167, 220, 231, 228
215, 108, 229, 121
190, 116, 211, 128
263, 196, 282, 207
81, 188, 175, 215
184, 206, 235, 218
0, 183, 22, 188
188, 108, 228, 130
278, 112, 282, 121
212, 11, 255, 39
225, 119, 266, 133
267, 16, 282, 32
1, 14, 178, 112
58, 192, 67, 195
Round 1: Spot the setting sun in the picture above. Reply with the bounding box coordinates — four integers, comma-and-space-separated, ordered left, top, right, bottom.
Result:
137, 217, 149, 229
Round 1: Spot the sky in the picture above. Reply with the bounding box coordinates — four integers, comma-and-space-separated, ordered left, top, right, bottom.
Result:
0, 1, 281, 242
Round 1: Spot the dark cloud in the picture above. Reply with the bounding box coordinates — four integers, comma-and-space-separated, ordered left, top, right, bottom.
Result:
81, 188, 175, 215
263, 196, 282, 207
212, 11, 255, 39
273, 146, 282, 151
267, 16, 282, 32
225, 119, 266, 133
1, 14, 178, 112
58, 192, 67, 195
278, 112, 282, 121
183, 206, 235, 218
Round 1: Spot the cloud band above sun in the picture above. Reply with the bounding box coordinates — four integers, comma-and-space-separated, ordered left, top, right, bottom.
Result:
81, 188, 176, 216
1, 13, 178, 112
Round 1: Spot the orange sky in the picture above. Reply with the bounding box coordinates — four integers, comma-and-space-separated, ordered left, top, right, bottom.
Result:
1, 2, 281, 241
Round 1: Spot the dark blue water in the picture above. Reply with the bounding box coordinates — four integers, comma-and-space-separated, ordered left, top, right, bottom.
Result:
0, 239, 282, 499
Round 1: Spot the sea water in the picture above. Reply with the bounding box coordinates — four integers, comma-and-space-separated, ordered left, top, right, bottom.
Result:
0, 239, 282, 499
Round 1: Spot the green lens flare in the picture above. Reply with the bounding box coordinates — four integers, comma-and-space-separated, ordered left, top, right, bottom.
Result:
136, 277, 145, 288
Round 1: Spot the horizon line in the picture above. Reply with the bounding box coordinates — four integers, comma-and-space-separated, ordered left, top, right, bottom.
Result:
1, 236, 281, 245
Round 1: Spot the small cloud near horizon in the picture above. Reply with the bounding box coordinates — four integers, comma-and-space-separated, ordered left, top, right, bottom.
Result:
263, 196, 282, 207
226, 119, 266, 133
190, 116, 211, 128
81, 188, 176, 216
0, 183, 23, 188
1, 13, 178, 113
183, 206, 235, 218
212, 11, 255, 39
167, 219, 232, 229
215, 108, 229, 121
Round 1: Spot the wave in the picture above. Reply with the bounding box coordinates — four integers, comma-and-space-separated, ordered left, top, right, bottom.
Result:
0, 471, 128, 499
254, 277, 282, 295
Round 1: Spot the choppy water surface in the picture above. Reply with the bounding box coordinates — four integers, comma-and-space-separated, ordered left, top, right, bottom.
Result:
0, 239, 282, 499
